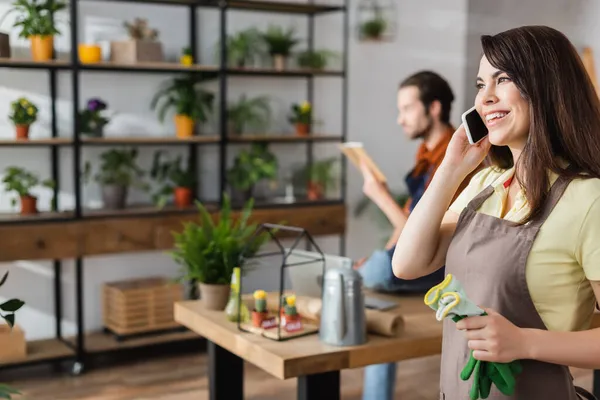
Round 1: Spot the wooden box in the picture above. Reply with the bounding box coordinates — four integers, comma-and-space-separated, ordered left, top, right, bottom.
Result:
0, 324, 26, 362
103, 276, 183, 337
110, 40, 163, 64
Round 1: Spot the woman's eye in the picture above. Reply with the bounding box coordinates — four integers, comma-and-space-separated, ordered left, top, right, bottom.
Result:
476, 83, 484, 89
498, 76, 510, 84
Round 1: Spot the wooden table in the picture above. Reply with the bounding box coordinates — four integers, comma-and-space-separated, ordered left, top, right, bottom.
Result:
174, 294, 442, 400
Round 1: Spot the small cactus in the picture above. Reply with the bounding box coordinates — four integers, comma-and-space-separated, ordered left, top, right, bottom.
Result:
284, 295, 297, 316
253, 290, 267, 313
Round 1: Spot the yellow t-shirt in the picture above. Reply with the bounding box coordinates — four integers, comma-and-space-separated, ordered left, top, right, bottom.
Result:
449, 166, 600, 332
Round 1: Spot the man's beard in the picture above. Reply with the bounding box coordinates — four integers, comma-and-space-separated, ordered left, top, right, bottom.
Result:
411, 116, 434, 140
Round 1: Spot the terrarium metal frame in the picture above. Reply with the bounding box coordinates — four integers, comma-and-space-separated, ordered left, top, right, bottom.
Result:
235, 223, 325, 342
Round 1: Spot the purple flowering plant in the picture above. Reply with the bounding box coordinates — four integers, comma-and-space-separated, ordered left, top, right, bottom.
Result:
79, 97, 110, 136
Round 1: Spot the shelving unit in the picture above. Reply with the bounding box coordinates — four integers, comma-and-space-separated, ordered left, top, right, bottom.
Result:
0, 0, 348, 376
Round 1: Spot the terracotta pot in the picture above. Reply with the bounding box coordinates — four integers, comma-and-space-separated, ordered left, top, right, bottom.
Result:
20, 195, 37, 215
295, 123, 310, 136
198, 283, 230, 310
252, 311, 268, 327
30, 35, 53, 61
174, 114, 194, 138
272, 54, 286, 71
15, 124, 29, 139
174, 186, 193, 208
307, 182, 324, 200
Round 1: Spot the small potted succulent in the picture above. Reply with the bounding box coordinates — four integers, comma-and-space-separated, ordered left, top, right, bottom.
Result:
2, 166, 55, 215
150, 150, 195, 209
252, 290, 268, 327
288, 101, 312, 136
9, 97, 38, 139
180, 46, 193, 66
282, 294, 302, 332
79, 98, 110, 137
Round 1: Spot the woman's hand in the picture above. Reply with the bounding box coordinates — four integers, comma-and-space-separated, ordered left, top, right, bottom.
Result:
441, 124, 491, 180
456, 308, 530, 363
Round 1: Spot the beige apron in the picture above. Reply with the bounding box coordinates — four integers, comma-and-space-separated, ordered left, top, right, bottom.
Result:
440, 173, 597, 399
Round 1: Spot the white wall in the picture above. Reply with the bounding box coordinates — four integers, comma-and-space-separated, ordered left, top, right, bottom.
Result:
0, 0, 594, 342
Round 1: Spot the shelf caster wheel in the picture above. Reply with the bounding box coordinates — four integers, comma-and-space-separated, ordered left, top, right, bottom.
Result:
71, 361, 84, 376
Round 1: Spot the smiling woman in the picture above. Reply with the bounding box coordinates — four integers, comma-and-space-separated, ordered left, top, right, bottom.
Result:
391, 25, 600, 400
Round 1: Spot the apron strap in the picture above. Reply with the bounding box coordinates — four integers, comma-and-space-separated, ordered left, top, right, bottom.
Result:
465, 185, 495, 211
529, 170, 576, 228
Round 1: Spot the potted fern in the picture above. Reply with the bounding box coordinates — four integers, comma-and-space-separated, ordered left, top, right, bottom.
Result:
227, 94, 271, 136
82, 148, 148, 210
150, 74, 215, 139
2, 166, 55, 215
216, 28, 264, 68
150, 150, 195, 209
260, 25, 299, 71
226, 143, 278, 202
170, 194, 270, 310
2, 0, 67, 61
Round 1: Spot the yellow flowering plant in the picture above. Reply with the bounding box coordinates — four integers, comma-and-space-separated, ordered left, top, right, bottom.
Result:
288, 101, 312, 125
9, 97, 38, 125
253, 290, 267, 313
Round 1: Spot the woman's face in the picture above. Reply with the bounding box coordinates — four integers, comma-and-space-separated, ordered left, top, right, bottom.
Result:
475, 55, 530, 150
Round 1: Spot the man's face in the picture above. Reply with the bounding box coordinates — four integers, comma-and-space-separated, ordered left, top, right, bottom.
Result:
396, 86, 433, 140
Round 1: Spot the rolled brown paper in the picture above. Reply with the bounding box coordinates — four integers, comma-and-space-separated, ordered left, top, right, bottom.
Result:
252, 292, 404, 337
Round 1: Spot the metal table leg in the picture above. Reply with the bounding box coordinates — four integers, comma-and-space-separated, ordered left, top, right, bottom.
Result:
297, 370, 341, 400
208, 341, 243, 400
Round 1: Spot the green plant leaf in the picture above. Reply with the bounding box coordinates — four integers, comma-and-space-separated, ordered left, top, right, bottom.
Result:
0, 299, 24, 313
2, 313, 14, 327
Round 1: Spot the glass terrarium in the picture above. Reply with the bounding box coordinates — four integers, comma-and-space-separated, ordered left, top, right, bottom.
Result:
356, 0, 397, 42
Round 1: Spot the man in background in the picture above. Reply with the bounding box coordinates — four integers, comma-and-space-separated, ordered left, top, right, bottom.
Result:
355, 71, 479, 400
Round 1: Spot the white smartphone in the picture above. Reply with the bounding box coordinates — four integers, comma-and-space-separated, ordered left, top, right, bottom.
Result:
461, 106, 489, 145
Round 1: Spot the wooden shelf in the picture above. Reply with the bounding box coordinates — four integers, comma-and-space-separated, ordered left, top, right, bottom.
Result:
224, 0, 345, 14
81, 136, 220, 145
226, 66, 343, 77
228, 134, 342, 143
79, 61, 219, 74
0, 58, 70, 70
0, 138, 72, 146
0, 338, 73, 367
66, 330, 200, 354
82, 202, 217, 218
0, 211, 74, 224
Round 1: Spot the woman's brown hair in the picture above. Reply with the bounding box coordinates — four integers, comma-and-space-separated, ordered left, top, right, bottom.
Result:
481, 25, 600, 223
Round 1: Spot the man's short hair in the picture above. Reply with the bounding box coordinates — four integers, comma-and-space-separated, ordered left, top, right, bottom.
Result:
399, 71, 455, 124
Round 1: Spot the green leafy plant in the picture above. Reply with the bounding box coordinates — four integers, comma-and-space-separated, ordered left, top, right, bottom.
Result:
226, 143, 278, 199
79, 98, 110, 137
1, 0, 67, 38
170, 194, 271, 285
288, 101, 312, 125
296, 49, 337, 70
361, 17, 386, 39
0, 270, 25, 400
150, 150, 195, 208
260, 25, 299, 56
150, 74, 215, 122
216, 28, 265, 67
9, 97, 38, 126
227, 94, 271, 135
82, 148, 148, 190
2, 166, 55, 208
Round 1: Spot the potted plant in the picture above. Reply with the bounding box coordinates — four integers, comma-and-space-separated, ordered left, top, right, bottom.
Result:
2, 166, 55, 215
216, 28, 264, 68
110, 17, 164, 64
82, 148, 148, 210
226, 143, 278, 202
252, 289, 268, 327
0, 270, 25, 400
169, 194, 270, 310
3, 0, 67, 61
180, 46, 193, 66
150, 150, 195, 209
227, 94, 271, 136
296, 49, 337, 70
9, 97, 38, 139
293, 158, 338, 200
288, 101, 312, 136
79, 98, 110, 137
260, 25, 299, 71
150, 74, 215, 138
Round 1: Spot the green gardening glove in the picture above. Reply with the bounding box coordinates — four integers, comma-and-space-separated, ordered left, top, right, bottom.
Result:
425, 274, 523, 400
